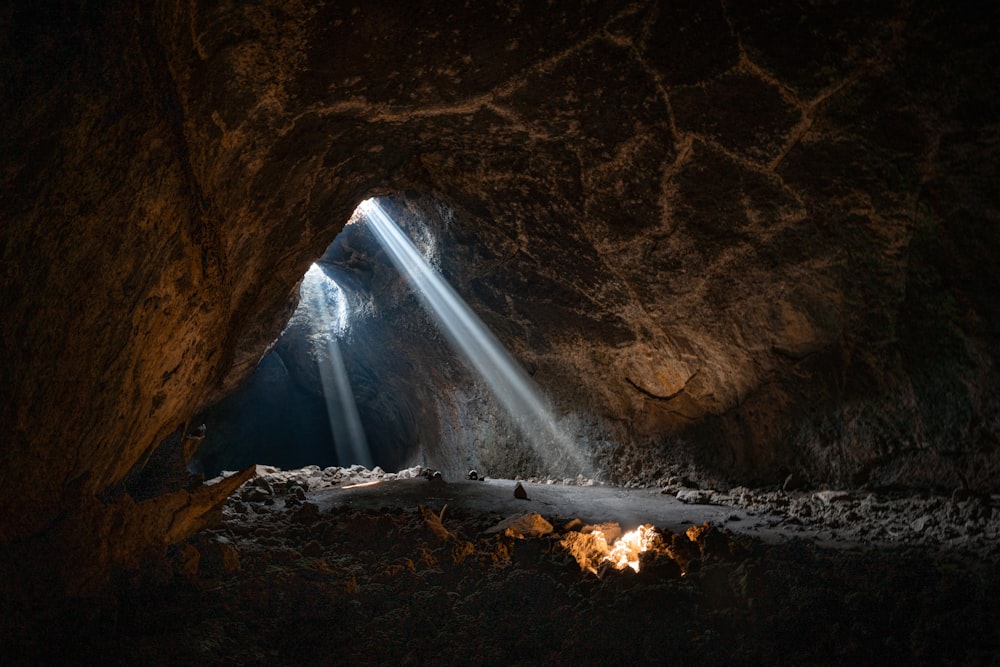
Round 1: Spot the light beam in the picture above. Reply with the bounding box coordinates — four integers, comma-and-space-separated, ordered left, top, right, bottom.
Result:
360, 198, 590, 477
302, 264, 373, 468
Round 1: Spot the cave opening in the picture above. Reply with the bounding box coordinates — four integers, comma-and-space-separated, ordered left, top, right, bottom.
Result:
188, 196, 589, 482
188, 202, 394, 476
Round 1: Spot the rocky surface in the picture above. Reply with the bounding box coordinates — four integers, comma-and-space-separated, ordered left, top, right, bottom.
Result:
235, 464, 1000, 559
1, 1, 999, 597
5, 466, 997, 664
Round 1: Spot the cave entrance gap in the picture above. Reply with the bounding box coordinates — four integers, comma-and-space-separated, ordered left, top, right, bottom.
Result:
188, 207, 400, 477
189, 196, 591, 481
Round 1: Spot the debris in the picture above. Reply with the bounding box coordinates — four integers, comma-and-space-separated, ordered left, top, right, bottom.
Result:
422, 469, 445, 483
814, 490, 852, 506
484, 512, 554, 539
910, 515, 932, 533
677, 489, 714, 504
419, 504, 454, 541
513, 482, 529, 500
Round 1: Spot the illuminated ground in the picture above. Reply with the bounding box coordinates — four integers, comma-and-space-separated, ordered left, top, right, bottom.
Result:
10, 467, 999, 665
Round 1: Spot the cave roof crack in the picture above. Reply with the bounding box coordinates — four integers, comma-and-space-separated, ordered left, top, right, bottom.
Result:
766, 68, 867, 173
717, 0, 913, 179
767, 4, 912, 174
666, 134, 809, 217
282, 3, 655, 139
602, 9, 682, 142
569, 210, 687, 355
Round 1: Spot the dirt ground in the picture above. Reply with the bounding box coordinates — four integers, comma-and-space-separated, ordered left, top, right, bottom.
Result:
7, 466, 1000, 665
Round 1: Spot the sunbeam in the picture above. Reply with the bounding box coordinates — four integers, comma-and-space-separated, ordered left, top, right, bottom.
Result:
301, 263, 373, 468
360, 198, 591, 477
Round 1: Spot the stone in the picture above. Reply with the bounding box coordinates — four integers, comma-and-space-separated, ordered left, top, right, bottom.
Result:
814, 491, 852, 506
419, 505, 454, 541
485, 512, 554, 539
676, 489, 714, 505
514, 483, 529, 500
910, 516, 933, 533
668, 476, 697, 489
245, 488, 271, 502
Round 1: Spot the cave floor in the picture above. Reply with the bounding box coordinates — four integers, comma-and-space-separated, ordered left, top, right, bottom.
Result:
11, 467, 1000, 665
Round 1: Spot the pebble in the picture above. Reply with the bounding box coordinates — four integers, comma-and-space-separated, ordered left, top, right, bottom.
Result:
910, 515, 932, 533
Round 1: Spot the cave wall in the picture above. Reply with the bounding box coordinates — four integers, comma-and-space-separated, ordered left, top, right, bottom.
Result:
2, 0, 999, 564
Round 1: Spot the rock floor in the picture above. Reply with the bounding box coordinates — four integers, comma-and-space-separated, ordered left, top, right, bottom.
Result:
9, 465, 1000, 665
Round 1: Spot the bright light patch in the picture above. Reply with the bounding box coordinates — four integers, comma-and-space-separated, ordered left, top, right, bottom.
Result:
561, 523, 659, 574
301, 263, 373, 468
342, 479, 382, 489
359, 198, 591, 477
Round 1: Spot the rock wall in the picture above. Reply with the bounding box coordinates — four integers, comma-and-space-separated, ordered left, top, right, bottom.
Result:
1, 0, 998, 577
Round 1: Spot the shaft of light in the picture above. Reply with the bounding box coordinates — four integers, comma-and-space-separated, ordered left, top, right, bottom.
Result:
304, 264, 373, 468
360, 198, 590, 476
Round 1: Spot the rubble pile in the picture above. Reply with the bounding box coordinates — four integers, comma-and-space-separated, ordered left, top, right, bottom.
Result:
661, 480, 1000, 558
27, 466, 991, 665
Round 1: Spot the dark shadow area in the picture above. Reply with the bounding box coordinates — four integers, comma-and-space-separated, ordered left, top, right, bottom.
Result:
6, 478, 998, 666
189, 350, 339, 474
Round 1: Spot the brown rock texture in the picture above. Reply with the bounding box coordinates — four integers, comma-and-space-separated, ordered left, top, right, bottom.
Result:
1, 0, 999, 585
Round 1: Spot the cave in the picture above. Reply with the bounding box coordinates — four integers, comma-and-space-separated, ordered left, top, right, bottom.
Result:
2, 1, 999, 663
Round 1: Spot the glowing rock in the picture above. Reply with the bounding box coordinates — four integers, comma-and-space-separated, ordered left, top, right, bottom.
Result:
485, 512, 554, 539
